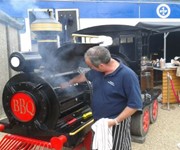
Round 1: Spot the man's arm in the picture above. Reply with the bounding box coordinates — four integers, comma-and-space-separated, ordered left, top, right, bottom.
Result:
60, 73, 87, 88
108, 107, 137, 127
69, 73, 87, 84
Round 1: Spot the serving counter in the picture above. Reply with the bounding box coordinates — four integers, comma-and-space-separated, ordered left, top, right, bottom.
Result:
153, 67, 180, 104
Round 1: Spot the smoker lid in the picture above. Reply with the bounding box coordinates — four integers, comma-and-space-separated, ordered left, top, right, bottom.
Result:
51, 43, 99, 73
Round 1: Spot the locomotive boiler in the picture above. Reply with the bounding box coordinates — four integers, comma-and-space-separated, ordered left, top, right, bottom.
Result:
1, 43, 98, 149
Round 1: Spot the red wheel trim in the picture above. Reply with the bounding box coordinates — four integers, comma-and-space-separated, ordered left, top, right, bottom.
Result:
152, 99, 158, 120
143, 109, 150, 132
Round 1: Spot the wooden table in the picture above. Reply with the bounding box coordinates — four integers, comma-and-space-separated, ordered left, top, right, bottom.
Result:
153, 67, 180, 103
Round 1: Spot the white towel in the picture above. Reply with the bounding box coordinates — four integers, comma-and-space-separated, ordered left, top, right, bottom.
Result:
91, 118, 113, 150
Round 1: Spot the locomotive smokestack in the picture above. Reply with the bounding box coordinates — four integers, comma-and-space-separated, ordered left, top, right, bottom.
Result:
31, 11, 62, 33
30, 10, 62, 61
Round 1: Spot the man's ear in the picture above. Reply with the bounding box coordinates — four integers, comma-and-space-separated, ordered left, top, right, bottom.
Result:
98, 63, 104, 68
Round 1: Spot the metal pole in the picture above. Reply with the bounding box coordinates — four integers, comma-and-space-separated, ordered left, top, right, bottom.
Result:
167, 72, 170, 110
164, 32, 169, 63
161, 72, 175, 110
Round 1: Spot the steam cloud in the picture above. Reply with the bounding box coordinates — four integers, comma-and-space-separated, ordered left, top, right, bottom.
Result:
7, 0, 88, 89
9, 0, 50, 18
9, 0, 38, 13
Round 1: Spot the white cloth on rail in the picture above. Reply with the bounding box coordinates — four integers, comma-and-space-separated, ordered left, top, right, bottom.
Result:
91, 118, 113, 150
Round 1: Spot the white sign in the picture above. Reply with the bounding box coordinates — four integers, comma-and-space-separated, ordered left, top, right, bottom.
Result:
156, 4, 171, 18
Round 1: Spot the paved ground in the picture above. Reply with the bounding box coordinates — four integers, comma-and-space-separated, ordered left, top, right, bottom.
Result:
132, 103, 180, 150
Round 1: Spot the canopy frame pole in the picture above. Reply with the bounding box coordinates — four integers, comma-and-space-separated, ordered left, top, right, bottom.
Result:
164, 32, 169, 63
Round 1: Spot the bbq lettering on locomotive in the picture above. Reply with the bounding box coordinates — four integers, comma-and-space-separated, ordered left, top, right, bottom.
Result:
11, 92, 36, 122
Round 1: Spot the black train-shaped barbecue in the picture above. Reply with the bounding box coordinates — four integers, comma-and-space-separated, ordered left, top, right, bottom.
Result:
2, 43, 98, 147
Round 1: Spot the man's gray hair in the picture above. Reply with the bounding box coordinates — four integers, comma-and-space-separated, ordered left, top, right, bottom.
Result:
85, 46, 111, 67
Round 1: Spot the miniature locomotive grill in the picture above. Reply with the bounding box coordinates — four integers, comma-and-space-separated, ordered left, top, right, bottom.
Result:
0, 24, 162, 149
2, 43, 96, 148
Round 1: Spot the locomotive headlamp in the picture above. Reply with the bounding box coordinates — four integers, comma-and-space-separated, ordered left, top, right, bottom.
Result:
9, 52, 24, 71
9, 52, 42, 72
10, 56, 20, 68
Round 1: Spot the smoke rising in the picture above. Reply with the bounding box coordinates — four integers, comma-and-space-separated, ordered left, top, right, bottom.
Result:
9, 0, 50, 18
7, 0, 94, 90
9, 0, 38, 13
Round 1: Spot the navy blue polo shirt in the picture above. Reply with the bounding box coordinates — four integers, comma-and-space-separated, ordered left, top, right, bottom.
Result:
85, 62, 142, 120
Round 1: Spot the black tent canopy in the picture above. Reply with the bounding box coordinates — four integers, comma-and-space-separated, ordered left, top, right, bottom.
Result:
136, 22, 180, 62
136, 22, 180, 33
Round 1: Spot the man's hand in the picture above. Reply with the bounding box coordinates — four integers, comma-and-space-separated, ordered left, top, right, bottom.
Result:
108, 119, 116, 127
59, 74, 87, 89
59, 82, 70, 89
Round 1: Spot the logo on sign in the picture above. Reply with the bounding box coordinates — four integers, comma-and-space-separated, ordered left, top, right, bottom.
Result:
156, 4, 171, 18
10, 92, 36, 122
12, 98, 35, 116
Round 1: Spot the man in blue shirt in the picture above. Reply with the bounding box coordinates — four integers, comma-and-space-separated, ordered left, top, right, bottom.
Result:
61, 46, 142, 150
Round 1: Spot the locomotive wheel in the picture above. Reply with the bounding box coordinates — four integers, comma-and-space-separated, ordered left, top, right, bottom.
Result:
130, 106, 150, 137
150, 99, 158, 124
